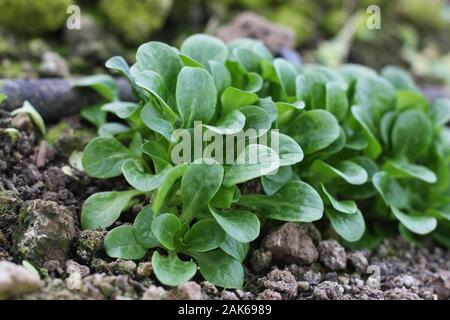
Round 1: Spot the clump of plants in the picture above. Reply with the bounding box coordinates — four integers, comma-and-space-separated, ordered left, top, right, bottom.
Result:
0, 0, 73, 34
79, 34, 450, 288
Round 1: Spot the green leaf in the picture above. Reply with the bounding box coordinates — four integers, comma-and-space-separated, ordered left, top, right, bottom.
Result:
300, 71, 326, 108
220, 235, 249, 262
223, 144, 280, 187
234, 48, 261, 72
178, 51, 205, 68
152, 252, 197, 286
142, 140, 171, 172
75, 75, 119, 102
244, 72, 263, 93
181, 34, 228, 66
351, 105, 382, 159
134, 70, 177, 122
372, 172, 409, 209
129, 131, 143, 158
11, 101, 46, 135
273, 58, 298, 97
81, 104, 107, 128
261, 166, 293, 196
209, 206, 260, 242
311, 160, 368, 185
239, 106, 271, 134
270, 131, 304, 166
238, 181, 323, 222
184, 219, 226, 252
151, 213, 182, 250
181, 160, 224, 222
81, 190, 141, 230
345, 132, 368, 151
101, 101, 139, 119
396, 91, 428, 112
228, 38, 273, 61
391, 109, 432, 158
207, 60, 232, 95
189, 250, 244, 289
429, 98, 450, 126
259, 97, 278, 123
122, 159, 167, 192
152, 164, 188, 214
221, 87, 259, 115
136, 41, 182, 92
177, 67, 217, 127
327, 208, 365, 242
98, 122, 130, 137
82, 136, 133, 178
391, 207, 437, 235
384, 160, 437, 183
288, 110, 340, 154
326, 81, 349, 121
381, 65, 417, 91
321, 184, 357, 214
104, 225, 146, 259
141, 101, 175, 142
379, 111, 396, 147
133, 205, 159, 249
210, 185, 236, 209
203, 110, 246, 135
105, 56, 132, 80
354, 74, 396, 121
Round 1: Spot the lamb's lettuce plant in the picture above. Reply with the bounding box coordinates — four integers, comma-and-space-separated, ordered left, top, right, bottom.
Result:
79, 34, 315, 289
79, 33, 450, 288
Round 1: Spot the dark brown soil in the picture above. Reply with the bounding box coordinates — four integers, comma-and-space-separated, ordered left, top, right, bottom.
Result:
0, 110, 449, 300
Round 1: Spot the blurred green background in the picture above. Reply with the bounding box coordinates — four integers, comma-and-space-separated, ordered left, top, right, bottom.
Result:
0, 0, 449, 85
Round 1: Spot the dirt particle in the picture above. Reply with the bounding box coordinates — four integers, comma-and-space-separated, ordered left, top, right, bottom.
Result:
427, 270, 450, 299
136, 262, 153, 280
318, 240, 347, 271
297, 281, 310, 292
250, 249, 272, 273
348, 251, 368, 273
201, 281, 218, 296
109, 260, 137, 276
77, 230, 106, 263
256, 289, 282, 300
0, 261, 43, 299
313, 281, 344, 300
222, 290, 239, 300
177, 282, 202, 300
263, 223, 318, 265
141, 285, 168, 300
258, 269, 298, 299
12, 199, 77, 267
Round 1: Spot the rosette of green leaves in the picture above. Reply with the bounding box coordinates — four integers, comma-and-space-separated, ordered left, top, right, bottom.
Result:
78, 34, 315, 288
273, 62, 450, 246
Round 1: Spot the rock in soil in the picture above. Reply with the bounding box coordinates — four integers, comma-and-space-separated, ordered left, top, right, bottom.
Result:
263, 223, 318, 265
0, 261, 43, 299
250, 249, 272, 273
347, 251, 369, 273
313, 281, 344, 300
258, 268, 298, 299
12, 199, 77, 267
318, 240, 347, 271
176, 282, 202, 300
76, 230, 106, 264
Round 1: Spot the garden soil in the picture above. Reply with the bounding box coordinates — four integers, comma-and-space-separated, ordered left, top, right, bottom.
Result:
0, 110, 449, 300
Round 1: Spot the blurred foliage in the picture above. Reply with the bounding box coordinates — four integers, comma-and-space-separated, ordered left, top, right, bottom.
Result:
0, 0, 449, 83
98, 0, 173, 45
0, 0, 73, 34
